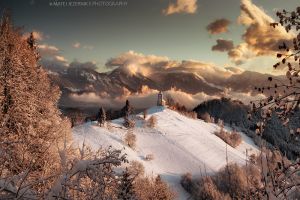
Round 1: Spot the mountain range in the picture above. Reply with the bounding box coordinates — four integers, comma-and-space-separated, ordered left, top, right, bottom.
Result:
47, 62, 284, 110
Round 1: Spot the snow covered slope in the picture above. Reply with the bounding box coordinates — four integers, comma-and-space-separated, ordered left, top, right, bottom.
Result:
72, 106, 259, 199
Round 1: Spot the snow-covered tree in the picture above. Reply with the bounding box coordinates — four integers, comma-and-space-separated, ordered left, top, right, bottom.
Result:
147, 116, 157, 128
118, 168, 137, 200
0, 11, 71, 186
0, 13, 128, 199
124, 129, 136, 149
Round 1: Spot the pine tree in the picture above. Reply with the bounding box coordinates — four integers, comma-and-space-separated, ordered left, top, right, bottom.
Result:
0, 12, 70, 184
97, 106, 106, 126
153, 175, 175, 200
118, 168, 137, 200
122, 99, 133, 118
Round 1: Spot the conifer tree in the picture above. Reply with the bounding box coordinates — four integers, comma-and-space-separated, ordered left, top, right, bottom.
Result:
97, 106, 106, 126
153, 175, 175, 200
122, 99, 133, 118
0, 12, 70, 185
118, 168, 137, 200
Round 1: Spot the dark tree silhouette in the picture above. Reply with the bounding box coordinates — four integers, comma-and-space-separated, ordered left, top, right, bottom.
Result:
252, 7, 300, 139
251, 7, 300, 199
97, 106, 106, 127
118, 168, 137, 200
122, 99, 133, 118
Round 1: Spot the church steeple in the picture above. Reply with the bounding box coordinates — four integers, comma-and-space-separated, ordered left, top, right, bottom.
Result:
157, 91, 163, 106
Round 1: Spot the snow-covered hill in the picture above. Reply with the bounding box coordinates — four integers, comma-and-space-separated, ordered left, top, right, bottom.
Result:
72, 106, 259, 199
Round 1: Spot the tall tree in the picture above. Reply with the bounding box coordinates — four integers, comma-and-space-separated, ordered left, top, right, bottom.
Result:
251, 7, 300, 198
0, 12, 70, 183
118, 168, 137, 200
253, 7, 300, 138
97, 106, 106, 126
122, 99, 133, 118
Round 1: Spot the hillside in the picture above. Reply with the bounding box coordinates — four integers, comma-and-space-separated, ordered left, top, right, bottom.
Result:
193, 98, 300, 160
72, 106, 259, 199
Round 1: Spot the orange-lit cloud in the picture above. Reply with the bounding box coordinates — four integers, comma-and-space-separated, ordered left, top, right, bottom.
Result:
69, 85, 266, 110
162, 0, 197, 15
55, 55, 68, 63
228, 0, 293, 64
38, 44, 59, 56
207, 19, 231, 34
72, 42, 94, 50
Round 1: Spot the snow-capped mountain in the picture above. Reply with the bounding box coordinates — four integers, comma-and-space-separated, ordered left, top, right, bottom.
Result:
48, 64, 284, 110
72, 106, 259, 199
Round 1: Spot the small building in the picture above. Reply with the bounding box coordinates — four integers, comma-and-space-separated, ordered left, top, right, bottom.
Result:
157, 91, 163, 106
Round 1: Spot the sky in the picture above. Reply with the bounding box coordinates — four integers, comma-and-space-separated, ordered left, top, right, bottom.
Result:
0, 0, 299, 74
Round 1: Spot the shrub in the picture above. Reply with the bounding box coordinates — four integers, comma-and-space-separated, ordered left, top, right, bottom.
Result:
145, 154, 154, 161
147, 116, 157, 128
180, 173, 193, 193
214, 164, 249, 198
183, 111, 198, 119
124, 130, 136, 149
134, 175, 176, 200
193, 176, 230, 200
217, 119, 224, 128
128, 160, 145, 177
201, 112, 212, 123
123, 117, 135, 128
215, 129, 242, 148
185, 164, 261, 200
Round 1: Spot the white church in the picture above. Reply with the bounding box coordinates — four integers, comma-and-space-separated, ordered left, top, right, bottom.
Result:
157, 91, 165, 106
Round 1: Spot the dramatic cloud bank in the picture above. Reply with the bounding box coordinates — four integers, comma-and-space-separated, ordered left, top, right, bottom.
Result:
208, 0, 294, 65
105, 51, 242, 84
69, 86, 218, 110
206, 19, 231, 34
162, 0, 197, 15
229, 0, 293, 64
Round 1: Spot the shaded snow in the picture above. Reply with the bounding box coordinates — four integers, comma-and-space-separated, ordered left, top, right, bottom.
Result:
72, 106, 259, 199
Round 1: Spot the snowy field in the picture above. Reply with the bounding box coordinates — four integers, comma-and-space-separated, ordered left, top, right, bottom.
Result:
72, 106, 259, 199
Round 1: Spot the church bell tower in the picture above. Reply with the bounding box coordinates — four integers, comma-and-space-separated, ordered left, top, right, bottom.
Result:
157, 91, 163, 106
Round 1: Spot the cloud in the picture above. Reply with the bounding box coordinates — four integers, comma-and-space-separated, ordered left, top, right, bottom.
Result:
212, 39, 234, 52
224, 66, 244, 74
72, 42, 94, 50
227, 43, 255, 65
69, 86, 218, 109
69, 61, 98, 71
55, 55, 68, 63
162, 0, 197, 15
68, 84, 266, 110
228, 0, 293, 63
50, 50, 281, 109
221, 88, 266, 105
23, 31, 44, 41
83, 45, 94, 50
72, 42, 81, 48
38, 44, 59, 56
206, 19, 231, 34
106, 50, 170, 76
106, 51, 241, 82
41, 58, 68, 73
38, 43, 69, 72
